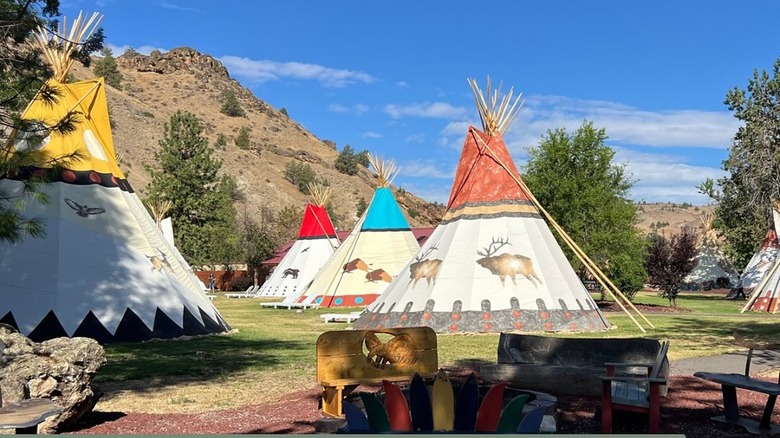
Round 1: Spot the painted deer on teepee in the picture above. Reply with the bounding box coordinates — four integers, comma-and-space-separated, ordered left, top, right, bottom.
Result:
476, 237, 541, 287
408, 245, 443, 286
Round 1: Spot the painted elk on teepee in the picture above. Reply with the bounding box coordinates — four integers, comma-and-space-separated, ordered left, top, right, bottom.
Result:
355, 78, 650, 333
297, 155, 420, 308
257, 183, 339, 300
0, 13, 230, 343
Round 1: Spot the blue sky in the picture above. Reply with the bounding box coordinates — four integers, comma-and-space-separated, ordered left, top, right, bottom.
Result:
64, 0, 780, 205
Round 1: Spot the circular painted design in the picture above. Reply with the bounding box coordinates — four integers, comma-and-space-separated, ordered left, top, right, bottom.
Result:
513, 321, 524, 330
481, 312, 491, 320
449, 323, 459, 332
89, 172, 102, 183
315, 297, 323, 304
110, 176, 118, 186
544, 322, 553, 331
355, 297, 364, 304
450, 313, 461, 321
540, 311, 550, 320
564, 311, 572, 320
422, 312, 432, 321
400, 314, 408, 322
512, 309, 521, 318
334, 298, 343, 305
482, 322, 492, 331
62, 170, 77, 182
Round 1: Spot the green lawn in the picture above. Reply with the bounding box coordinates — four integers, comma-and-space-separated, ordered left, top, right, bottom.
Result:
98, 291, 778, 382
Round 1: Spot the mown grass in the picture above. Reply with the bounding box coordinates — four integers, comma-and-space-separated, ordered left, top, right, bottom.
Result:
93, 291, 779, 414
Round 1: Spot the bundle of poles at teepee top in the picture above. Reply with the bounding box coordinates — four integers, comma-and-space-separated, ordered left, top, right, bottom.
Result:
306, 181, 340, 250
466, 77, 653, 332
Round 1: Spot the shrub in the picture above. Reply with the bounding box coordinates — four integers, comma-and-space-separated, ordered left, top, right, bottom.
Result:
284, 161, 319, 193
220, 91, 245, 117
235, 126, 251, 150
230, 276, 253, 291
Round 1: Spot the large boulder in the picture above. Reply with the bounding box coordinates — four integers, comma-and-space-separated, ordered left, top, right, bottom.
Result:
0, 324, 106, 433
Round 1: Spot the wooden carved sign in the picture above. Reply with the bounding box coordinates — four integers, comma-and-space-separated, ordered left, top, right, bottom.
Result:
362, 331, 418, 369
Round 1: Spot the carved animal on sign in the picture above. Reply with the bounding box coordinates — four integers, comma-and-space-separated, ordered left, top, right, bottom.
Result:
282, 268, 299, 279
343, 258, 369, 273
363, 332, 418, 369
408, 245, 443, 286
366, 268, 393, 283
476, 237, 541, 287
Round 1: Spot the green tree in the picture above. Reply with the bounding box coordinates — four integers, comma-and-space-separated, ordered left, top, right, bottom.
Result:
145, 111, 239, 265
274, 205, 303, 243
237, 206, 278, 286
284, 161, 319, 193
523, 121, 648, 296
220, 91, 245, 117
334, 145, 370, 175
700, 57, 780, 268
0, 1, 104, 243
234, 126, 251, 150
355, 196, 368, 217
645, 227, 698, 306
93, 46, 122, 88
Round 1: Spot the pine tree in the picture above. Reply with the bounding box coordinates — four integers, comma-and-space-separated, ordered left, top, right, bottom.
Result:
93, 47, 122, 88
220, 91, 245, 117
145, 111, 238, 265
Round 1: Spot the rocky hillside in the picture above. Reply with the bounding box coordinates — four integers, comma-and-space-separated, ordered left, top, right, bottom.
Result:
635, 202, 716, 237
69, 48, 444, 231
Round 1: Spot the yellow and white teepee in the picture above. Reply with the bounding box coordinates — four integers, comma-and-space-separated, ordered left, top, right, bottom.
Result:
297, 155, 420, 307
0, 13, 229, 343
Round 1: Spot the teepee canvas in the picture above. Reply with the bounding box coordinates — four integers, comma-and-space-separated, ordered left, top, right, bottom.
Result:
742, 206, 780, 313
683, 213, 739, 289
354, 79, 611, 333
297, 156, 420, 307
741, 206, 780, 294
258, 184, 339, 299
0, 13, 229, 343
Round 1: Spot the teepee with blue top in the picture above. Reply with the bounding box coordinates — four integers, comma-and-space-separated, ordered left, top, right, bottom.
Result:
297, 155, 420, 308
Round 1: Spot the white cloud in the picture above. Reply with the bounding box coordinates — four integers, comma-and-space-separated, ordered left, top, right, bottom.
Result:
158, 2, 202, 12
397, 161, 453, 179
395, 181, 451, 204
397, 81, 409, 89
384, 102, 469, 119
405, 133, 426, 144
516, 95, 740, 150
219, 56, 375, 87
354, 103, 370, 114
363, 132, 382, 139
327, 104, 348, 113
614, 149, 726, 204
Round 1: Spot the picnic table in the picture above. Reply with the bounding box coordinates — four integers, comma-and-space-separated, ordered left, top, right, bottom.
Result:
0, 398, 62, 434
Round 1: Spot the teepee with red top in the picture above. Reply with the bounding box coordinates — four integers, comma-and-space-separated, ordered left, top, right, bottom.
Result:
742, 204, 780, 313
741, 205, 780, 296
354, 78, 645, 333
258, 183, 339, 299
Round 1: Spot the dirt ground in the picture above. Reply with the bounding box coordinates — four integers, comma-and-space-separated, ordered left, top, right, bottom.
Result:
62, 372, 780, 437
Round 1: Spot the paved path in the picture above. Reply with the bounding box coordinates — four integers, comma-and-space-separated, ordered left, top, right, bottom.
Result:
671, 349, 780, 376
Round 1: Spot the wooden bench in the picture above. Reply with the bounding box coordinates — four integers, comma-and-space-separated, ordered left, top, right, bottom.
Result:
0, 398, 62, 434
694, 341, 780, 435
601, 340, 670, 433
320, 312, 362, 323
316, 326, 438, 417
480, 333, 668, 396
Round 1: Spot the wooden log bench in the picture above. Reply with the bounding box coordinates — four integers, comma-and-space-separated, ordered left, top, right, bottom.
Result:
316, 326, 438, 417
0, 398, 62, 434
694, 341, 780, 435
480, 333, 668, 396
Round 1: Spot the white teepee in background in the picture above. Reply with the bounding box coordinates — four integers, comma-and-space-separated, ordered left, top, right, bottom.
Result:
683, 213, 739, 289
258, 183, 339, 299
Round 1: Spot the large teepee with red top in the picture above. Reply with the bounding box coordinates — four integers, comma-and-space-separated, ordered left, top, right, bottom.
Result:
740, 205, 780, 296
354, 78, 649, 333
742, 204, 780, 312
257, 183, 339, 299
